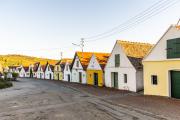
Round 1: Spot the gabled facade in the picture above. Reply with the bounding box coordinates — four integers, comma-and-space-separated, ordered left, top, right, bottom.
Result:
105, 40, 152, 92
44, 62, 54, 80
143, 25, 180, 98
26, 64, 34, 78
18, 67, 26, 78
24, 66, 29, 77
87, 53, 110, 87
36, 64, 45, 79
8, 66, 20, 73
54, 61, 62, 80
63, 59, 73, 82
26, 63, 39, 78
71, 52, 93, 84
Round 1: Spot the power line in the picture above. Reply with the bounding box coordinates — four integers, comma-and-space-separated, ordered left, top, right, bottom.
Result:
84, 0, 167, 40
84, 0, 180, 42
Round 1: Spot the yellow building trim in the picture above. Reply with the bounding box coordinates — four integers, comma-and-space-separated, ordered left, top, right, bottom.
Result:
87, 70, 104, 87
143, 60, 180, 97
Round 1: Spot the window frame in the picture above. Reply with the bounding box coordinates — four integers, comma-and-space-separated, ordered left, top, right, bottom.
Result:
115, 54, 120, 67
124, 74, 127, 83
151, 75, 158, 85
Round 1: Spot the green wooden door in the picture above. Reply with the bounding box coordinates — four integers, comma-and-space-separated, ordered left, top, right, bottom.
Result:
171, 71, 180, 99
114, 72, 118, 89
111, 72, 118, 89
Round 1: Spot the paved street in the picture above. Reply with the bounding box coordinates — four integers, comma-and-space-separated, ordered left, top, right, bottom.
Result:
0, 78, 170, 120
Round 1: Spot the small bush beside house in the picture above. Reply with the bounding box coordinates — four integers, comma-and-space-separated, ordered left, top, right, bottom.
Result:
0, 79, 13, 89
12, 72, 19, 81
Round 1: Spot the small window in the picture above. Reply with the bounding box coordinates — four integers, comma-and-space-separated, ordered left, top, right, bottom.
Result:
115, 54, 120, 67
76, 61, 79, 67
151, 75, 158, 85
57, 66, 59, 71
124, 74, 127, 83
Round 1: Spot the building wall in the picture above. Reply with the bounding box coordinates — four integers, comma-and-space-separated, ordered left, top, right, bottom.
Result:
63, 63, 72, 82
44, 64, 54, 80
54, 65, 63, 80
143, 25, 180, 97
71, 69, 86, 84
143, 60, 180, 97
19, 68, 26, 78
71, 56, 87, 84
144, 26, 180, 61
87, 70, 104, 86
54, 72, 63, 80
37, 72, 44, 79
105, 42, 138, 92
105, 67, 137, 92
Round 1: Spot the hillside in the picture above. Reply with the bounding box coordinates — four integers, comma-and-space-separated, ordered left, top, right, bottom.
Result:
0, 54, 59, 67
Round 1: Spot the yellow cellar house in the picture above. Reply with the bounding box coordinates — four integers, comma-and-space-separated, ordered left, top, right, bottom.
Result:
143, 25, 180, 99
87, 53, 110, 87
54, 58, 72, 80
54, 61, 62, 80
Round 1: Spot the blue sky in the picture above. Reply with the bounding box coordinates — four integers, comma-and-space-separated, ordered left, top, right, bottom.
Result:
0, 0, 180, 59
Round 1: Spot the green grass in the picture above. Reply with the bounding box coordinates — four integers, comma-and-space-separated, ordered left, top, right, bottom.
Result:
0, 79, 13, 89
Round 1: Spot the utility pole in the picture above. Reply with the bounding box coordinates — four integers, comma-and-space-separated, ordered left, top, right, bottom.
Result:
60, 52, 63, 60
72, 38, 85, 58
177, 18, 180, 25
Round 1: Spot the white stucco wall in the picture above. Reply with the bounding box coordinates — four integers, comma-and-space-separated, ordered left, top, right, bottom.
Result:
63, 62, 72, 82
71, 56, 87, 84
87, 54, 102, 70
19, 68, 26, 78
144, 26, 180, 61
36, 66, 45, 79
105, 42, 138, 92
44, 64, 53, 80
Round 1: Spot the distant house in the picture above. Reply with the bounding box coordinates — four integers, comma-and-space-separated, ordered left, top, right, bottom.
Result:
26, 63, 39, 78
87, 53, 110, 87
44, 62, 54, 80
18, 67, 26, 78
32, 62, 39, 78
71, 52, 93, 84
36, 64, 45, 79
54, 61, 62, 80
54, 58, 72, 81
143, 25, 180, 98
63, 59, 73, 82
105, 40, 153, 92
8, 66, 20, 73
24, 66, 29, 77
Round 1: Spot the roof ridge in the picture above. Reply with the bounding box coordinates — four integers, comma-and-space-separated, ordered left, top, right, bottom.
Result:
76, 51, 110, 54
117, 40, 152, 45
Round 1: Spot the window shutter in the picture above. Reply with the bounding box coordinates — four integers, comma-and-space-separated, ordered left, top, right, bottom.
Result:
115, 54, 120, 67
167, 38, 180, 59
167, 40, 174, 58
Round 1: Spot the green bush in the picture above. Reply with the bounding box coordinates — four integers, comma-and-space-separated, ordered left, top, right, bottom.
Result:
12, 73, 19, 80
0, 80, 13, 89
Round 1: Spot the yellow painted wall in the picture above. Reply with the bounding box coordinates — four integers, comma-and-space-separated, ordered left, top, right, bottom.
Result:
143, 60, 180, 97
87, 70, 104, 87
54, 72, 63, 80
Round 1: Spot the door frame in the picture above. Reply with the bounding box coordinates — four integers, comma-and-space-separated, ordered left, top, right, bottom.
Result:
79, 72, 82, 83
168, 69, 180, 97
111, 72, 118, 89
94, 73, 98, 86
68, 74, 70, 82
